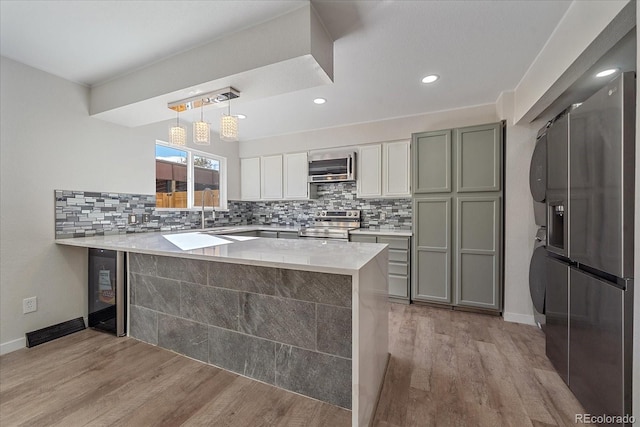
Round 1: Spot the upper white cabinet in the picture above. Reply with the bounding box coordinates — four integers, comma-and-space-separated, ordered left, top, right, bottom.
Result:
357, 140, 410, 198
284, 152, 309, 199
357, 144, 382, 197
260, 155, 283, 199
383, 140, 411, 196
240, 157, 261, 200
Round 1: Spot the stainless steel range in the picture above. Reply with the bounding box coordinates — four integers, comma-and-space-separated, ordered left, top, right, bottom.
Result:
298, 210, 361, 240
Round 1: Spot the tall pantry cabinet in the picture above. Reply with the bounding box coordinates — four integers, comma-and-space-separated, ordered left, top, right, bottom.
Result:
411, 122, 503, 311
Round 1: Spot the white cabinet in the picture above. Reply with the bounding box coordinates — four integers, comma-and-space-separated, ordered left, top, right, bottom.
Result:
284, 152, 308, 199
357, 141, 410, 198
240, 157, 261, 200
383, 140, 411, 196
357, 144, 382, 197
260, 155, 283, 199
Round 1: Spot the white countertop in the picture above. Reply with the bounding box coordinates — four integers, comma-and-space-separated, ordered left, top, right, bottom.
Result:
350, 228, 412, 237
55, 227, 386, 275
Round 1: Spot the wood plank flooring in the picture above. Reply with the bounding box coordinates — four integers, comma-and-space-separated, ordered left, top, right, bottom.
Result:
373, 304, 585, 427
0, 304, 584, 426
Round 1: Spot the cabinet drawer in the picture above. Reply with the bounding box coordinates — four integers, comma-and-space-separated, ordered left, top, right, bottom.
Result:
351, 235, 377, 243
378, 236, 410, 250
277, 231, 299, 239
389, 274, 409, 298
388, 262, 408, 276
258, 231, 278, 238
389, 249, 408, 263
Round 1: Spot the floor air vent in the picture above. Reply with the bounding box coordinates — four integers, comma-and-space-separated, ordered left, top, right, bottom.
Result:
26, 317, 86, 348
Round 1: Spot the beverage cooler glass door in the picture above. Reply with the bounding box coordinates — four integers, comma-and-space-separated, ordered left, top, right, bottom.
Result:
88, 248, 126, 336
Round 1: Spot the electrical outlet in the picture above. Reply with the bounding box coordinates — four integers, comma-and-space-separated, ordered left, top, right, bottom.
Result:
142, 214, 151, 223
380, 212, 386, 221
23, 296, 37, 314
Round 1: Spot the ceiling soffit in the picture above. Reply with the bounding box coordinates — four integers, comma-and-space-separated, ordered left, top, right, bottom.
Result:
90, 4, 333, 128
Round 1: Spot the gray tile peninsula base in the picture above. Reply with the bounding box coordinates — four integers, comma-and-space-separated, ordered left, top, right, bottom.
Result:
129, 253, 353, 409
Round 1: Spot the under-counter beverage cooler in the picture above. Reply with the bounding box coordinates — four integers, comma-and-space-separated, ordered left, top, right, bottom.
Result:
88, 248, 126, 336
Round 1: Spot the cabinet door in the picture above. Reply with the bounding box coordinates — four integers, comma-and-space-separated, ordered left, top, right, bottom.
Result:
454, 196, 501, 310
412, 130, 451, 194
284, 152, 308, 199
455, 123, 502, 192
412, 198, 451, 303
383, 140, 410, 196
261, 155, 283, 199
240, 158, 261, 200
357, 144, 382, 197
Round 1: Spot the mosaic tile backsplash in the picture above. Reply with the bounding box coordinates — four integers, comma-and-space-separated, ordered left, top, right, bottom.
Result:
251, 182, 412, 229
55, 190, 252, 238
55, 183, 411, 238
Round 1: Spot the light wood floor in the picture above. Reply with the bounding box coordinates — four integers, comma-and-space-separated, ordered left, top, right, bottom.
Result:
374, 303, 585, 427
0, 304, 584, 426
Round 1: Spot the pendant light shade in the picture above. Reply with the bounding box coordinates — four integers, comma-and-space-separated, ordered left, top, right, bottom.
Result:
167, 87, 240, 143
169, 112, 186, 146
193, 104, 210, 145
220, 114, 238, 142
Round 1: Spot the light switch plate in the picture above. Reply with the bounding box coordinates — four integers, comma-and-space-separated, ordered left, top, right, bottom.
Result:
128, 214, 137, 224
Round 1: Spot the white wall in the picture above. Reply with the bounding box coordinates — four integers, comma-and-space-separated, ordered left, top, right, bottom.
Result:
514, 0, 630, 123
0, 56, 239, 353
239, 104, 498, 158
496, 91, 545, 325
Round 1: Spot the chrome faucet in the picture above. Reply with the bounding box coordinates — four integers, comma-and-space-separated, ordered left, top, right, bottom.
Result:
201, 188, 216, 229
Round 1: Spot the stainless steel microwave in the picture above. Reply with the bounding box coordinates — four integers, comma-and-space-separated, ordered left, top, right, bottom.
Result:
307, 151, 356, 183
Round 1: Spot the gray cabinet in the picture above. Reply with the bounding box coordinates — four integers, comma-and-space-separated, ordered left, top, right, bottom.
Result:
258, 230, 279, 238
413, 129, 451, 193
226, 230, 259, 237
350, 233, 411, 303
412, 122, 503, 311
277, 231, 299, 239
455, 196, 501, 309
413, 198, 451, 303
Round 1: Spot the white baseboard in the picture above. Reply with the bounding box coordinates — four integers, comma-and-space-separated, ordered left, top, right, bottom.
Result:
1, 337, 25, 355
503, 312, 537, 326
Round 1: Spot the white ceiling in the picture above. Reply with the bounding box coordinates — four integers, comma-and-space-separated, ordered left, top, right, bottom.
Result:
0, 0, 573, 140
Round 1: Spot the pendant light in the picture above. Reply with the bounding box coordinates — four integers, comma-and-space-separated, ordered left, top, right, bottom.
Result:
193, 102, 210, 145
220, 96, 238, 142
169, 110, 186, 146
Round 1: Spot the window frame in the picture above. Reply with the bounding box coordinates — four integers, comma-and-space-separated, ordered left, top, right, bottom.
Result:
155, 140, 228, 211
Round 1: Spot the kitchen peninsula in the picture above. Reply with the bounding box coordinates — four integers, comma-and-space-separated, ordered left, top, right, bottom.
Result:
56, 230, 389, 427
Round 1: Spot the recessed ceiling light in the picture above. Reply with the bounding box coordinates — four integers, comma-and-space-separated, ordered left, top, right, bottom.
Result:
421, 74, 439, 84
313, 98, 326, 105
596, 68, 619, 78
235, 114, 246, 119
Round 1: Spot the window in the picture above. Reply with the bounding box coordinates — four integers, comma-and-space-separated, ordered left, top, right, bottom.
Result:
155, 142, 226, 209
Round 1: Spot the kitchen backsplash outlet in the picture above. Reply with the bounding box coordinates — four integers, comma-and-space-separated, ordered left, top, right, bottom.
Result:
249, 182, 412, 229
55, 190, 252, 239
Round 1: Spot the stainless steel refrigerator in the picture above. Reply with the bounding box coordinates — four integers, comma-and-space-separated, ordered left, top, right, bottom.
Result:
545, 72, 634, 422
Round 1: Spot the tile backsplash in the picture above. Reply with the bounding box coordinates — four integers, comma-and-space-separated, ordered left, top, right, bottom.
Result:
55, 184, 411, 239
250, 182, 412, 229
55, 190, 252, 239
